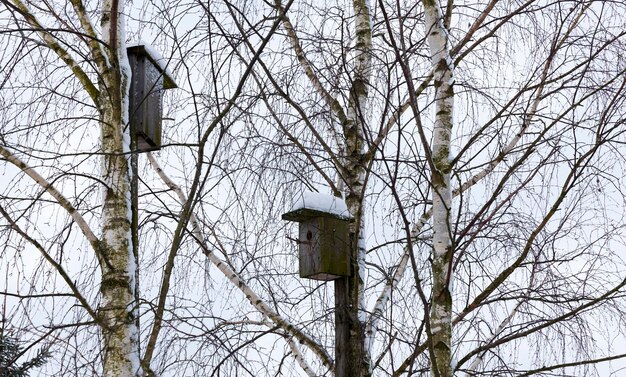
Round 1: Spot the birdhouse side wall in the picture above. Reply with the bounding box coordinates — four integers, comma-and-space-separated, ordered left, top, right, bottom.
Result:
319, 217, 350, 277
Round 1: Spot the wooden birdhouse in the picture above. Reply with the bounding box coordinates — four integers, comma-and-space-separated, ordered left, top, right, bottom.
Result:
127, 44, 177, 152
282, 192, 352, 280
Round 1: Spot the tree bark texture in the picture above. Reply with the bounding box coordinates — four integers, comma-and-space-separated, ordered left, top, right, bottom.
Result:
98, 0, 140, 376
422, 1, 454, 376
339, 1, 373, 376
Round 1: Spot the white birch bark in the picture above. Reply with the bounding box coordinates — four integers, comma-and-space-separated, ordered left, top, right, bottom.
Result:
367, 6, 592, 366
5, 0, 140, 375
340, 1, 373, 375
286, 336, 318, 377
422, 1, 454, 376
98, 0, 140, 375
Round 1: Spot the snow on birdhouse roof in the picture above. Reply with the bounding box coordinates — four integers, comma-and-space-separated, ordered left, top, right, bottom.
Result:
282, 191, 352, 222
127, 41, 177, 89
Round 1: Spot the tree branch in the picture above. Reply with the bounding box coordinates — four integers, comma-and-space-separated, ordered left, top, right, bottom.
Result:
0, 204, 99, 322
4, 0, 100, 104
146, 152, 334, 371
0, 145, 100, 255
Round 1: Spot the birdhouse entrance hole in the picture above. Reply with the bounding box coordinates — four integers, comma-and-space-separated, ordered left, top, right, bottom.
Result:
282, 192, 352, 281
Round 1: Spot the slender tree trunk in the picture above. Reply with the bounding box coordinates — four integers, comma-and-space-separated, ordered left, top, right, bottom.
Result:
98, 1, 141, 376
338, 1, 372, 376
422, 1, 454, 376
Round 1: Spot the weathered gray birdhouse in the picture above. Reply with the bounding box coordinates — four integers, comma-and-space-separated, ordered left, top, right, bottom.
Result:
127, 44, 177, 152
282, 192, 352, 280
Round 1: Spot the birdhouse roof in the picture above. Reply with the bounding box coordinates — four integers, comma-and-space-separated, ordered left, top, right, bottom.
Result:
127, 43, 177, 89
282, 191, 352, 222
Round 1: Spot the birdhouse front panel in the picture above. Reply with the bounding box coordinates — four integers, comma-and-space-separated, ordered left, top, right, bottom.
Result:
298, 217, 350, 280
128, 52, 164, 151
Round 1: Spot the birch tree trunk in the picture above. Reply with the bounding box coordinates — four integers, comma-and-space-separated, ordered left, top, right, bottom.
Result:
98, 1, 140, 376
1, 0, 139, 375
335, 0, 372, 376
3, 1, 624, 376
422, 1, 454, 376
